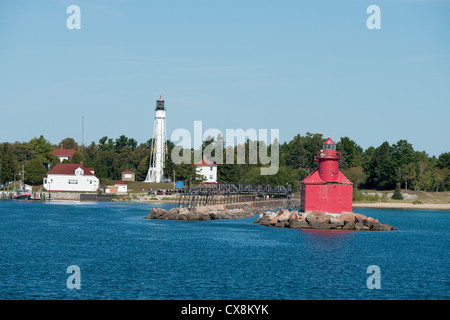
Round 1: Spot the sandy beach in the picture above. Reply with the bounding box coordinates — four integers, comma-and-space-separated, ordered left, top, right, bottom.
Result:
353, 202, 450, 210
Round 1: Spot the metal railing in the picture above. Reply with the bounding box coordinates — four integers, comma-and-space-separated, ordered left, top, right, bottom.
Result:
175, 183, 294, 208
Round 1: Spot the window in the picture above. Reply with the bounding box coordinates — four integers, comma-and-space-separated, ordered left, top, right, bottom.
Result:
68, 180, 78, 184
210, 175, 213, 179
210, 167, 213, 171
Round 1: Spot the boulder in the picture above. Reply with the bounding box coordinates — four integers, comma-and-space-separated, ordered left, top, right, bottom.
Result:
362, 217, 376, 228
288, 211, 299, 222
311, 211, 324, 218
274, 221, 287, 228
342, 220, 355, 230
338, 214, 356, 224
289, 220, 310, 229
269, 214, 280, 225
355, 221, 370, 230
329, 217, 344, 228
306, 215, 331, 229
355, 213, 368, 223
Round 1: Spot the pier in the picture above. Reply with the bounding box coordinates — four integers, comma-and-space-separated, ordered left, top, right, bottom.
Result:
175, 183, 295, 210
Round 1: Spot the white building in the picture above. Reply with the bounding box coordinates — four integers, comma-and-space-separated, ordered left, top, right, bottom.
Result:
194, 157, 217, 183
114, 180, 127, 193
51, 144, 75, 163
43, 163, 99, 192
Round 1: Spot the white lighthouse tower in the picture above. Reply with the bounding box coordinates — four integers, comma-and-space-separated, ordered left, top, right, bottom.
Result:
145, 96, 167, 183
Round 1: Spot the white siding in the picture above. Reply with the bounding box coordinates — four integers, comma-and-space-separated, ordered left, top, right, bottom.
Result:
196, 165, 217, 183
43, 174, 99, 192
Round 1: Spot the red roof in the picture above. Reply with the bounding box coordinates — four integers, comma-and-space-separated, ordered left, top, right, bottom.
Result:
114, 180, 127, 185
46, 163, 95, 176
323, 137, 335, 145
121, 170, 135, 173
194, 157, 217, 166
302, 168, 351, 185
52, 148, 75, 158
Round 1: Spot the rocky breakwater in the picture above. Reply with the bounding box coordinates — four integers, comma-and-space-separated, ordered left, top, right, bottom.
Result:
144, 205, 261, 221
255, 210, 395, 231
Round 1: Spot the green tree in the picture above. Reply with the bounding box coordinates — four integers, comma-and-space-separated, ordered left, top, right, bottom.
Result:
58, 137, 78, 149
284, 134, 302, 169
29, 135, 54, 163
437, 152, 450, 170
366, 141, 397, 190
336, 137, 363, 169
391, 183, 404, 200
12, 141, 36, 163
71, 150, 85, 164
0, 143, 20, 183
392, 139, 416, 168
24, 157, 47, 185
342, 166, 365, 189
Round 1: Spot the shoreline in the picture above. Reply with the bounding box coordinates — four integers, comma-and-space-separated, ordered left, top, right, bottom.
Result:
353, 202, 450, 210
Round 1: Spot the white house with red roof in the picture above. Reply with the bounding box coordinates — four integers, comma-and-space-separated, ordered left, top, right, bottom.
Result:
105, 180, 127, 194
121, 170, 135, 182
114, 180, 127, 193
51, 144, 76, 162
194, 157, 217, 183
43, 163, 99, 192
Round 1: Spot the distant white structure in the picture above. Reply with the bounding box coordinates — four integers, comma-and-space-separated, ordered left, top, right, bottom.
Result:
43, 163, 99, 192
194, 157, 217, 183
51, 144, 75, 163
145, 96, 168, 183
114, 180, 128, 193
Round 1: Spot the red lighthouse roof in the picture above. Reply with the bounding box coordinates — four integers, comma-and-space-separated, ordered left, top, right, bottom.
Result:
323, 137, 335, 145
302, 168, 352, 184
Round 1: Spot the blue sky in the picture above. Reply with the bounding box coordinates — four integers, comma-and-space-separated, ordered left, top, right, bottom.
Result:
0, 0, 449, 156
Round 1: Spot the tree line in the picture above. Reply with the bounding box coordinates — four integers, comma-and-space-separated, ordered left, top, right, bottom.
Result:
0, 133, 449, 192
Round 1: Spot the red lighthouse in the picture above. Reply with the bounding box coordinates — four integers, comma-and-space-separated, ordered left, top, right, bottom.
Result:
300, 137, 353, 214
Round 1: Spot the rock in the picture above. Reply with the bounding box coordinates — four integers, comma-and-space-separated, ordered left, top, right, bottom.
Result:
329, 217, 344, 227
278, 211, 291, 223
362, 217, 375, 228
288, 211, 299, 222
338, 214, 356, 224
274, 221, 287, 228
305, 214, 317, 224
269, 214, 280, 225
355, 221, 370, 230
289, 220, 310, 229
372, 223, 394, 231
355, 213, 367, 223
311, 211, 324, 218
305, 215, 331, 229
342, 220, 355, 230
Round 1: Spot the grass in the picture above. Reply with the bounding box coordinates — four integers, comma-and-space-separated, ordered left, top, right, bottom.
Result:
100, 180, 174, 193
353, 189, 450, 204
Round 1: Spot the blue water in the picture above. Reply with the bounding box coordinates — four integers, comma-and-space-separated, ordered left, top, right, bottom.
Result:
0, 200, 448, 300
